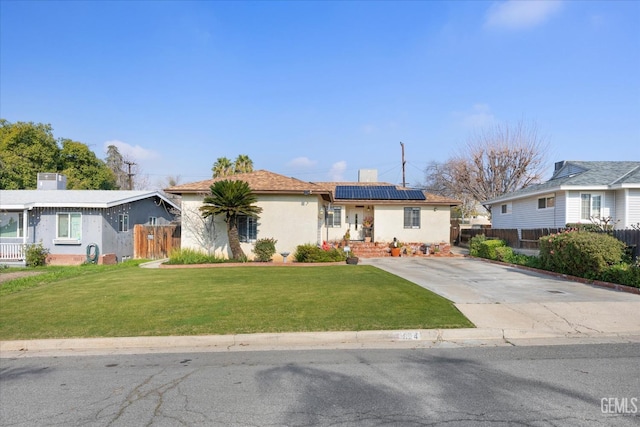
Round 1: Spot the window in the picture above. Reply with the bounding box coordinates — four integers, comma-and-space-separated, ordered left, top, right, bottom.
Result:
404, 207, 421, 228
581, 193, 602, 220
325, 206, 342, 228
0, 212, 24, 238
57, 213, 82, 240
501, 203, 512, 214
118, 214, 129, 232
148, 216, 157, 226
236, 215, 257, 242
538, 196, 555, 209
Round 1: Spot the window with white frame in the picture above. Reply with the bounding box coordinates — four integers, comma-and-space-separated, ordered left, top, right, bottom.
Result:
501, 203, 512, 214
581, 193, 602, 220
325, 206, 342, 227
236, 215, 257, 242
0, 212, 24, 238
57, 213, 82, 240
148, 216, 157, 225
537, 195, 555, 209
404, 207, 421, 228
118, 214, 129, 232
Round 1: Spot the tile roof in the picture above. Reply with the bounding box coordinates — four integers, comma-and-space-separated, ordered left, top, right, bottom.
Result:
164, 170, 329, 194
164, 170, 459, 205
485, 161, 640, 204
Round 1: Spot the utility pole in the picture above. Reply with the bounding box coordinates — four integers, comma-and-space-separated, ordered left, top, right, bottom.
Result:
124, 160, 137, 190
400, 142, 406, 187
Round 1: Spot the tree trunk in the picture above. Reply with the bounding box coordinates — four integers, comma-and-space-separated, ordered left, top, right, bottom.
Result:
227, 220, 245, 260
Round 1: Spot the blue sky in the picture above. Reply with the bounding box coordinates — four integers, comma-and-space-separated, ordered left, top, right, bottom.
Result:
1, 1, 638, 188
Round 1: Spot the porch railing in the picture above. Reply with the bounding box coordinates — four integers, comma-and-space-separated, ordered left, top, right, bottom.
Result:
0, 243, 26, 261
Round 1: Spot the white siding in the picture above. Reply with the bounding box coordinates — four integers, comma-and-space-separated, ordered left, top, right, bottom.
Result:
628, 189, 640, 227
489, 203, 514, 229
492, 193, 565, 229
565, 191, 582, 223
615, 189, 626, 229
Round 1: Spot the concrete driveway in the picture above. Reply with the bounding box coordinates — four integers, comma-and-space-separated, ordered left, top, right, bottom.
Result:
363, 257, 640, 340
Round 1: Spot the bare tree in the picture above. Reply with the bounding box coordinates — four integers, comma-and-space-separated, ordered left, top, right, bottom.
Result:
105, 145, 148, 189
425, 120, 549, 215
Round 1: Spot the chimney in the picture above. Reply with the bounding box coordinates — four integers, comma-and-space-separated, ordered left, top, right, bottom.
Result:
358, 169, 378, 182
37, 173, 67, 190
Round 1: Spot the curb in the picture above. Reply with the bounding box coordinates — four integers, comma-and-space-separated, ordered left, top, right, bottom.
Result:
3, 329, 640, 358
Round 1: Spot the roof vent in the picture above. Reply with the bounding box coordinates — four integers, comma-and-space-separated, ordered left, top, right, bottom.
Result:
37, 173, 67, 190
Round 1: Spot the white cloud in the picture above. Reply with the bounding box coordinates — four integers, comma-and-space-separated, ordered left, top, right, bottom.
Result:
287, 156, 317, 169
328, 161, 347, 181
455, 104, 496, 128
103, 140, 160, 161
485, 1, 562, 30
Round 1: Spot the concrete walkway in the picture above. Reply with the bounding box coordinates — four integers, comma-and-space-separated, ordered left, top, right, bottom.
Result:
2, 256, 639, 358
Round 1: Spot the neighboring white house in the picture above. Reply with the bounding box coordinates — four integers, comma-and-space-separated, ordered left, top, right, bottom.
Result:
484, 161, 640, 230
164, 169, 459, 260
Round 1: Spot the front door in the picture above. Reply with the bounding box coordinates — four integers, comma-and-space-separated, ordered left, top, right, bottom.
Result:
346, 207, 365, 241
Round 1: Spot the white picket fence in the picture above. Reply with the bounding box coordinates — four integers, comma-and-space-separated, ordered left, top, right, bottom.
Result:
0, 243, 26, 261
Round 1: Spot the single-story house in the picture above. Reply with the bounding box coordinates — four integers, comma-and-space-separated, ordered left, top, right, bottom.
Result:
164, 169, 459, 260
484, 161, 640, 230
0, 174, 180, 265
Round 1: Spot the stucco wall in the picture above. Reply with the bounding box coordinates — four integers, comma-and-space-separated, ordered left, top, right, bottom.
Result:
181, 193, 322, 260
371, 205, 450, 244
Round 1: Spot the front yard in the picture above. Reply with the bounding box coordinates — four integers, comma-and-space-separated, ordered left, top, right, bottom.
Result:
0, 264, 472, 339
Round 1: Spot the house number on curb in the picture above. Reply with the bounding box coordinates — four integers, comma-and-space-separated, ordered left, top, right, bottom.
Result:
397, 331, 421, 340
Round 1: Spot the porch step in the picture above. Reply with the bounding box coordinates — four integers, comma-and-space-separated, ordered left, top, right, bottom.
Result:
346, 241, 453, 258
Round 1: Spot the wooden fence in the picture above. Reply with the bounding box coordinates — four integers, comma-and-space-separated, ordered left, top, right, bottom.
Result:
134, 225, 181, 259
459, 226, 640, 259
459, 228, 519, 248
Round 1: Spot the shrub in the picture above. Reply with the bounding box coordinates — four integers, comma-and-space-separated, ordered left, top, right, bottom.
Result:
565, 223, 602, 232
598, 262, 640, 288
477, 239, 506, 260
469, 234, 486, 257
166, 248, 226, 265
253, 238, 277, 262
294, 244, 347, 263
539, 230, 625, 278
494, 245, 515, 263
25, 242, 49, 267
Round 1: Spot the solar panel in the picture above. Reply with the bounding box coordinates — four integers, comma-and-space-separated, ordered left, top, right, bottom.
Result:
335, 186, 425, 200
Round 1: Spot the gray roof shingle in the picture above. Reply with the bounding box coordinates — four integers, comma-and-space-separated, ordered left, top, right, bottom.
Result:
485, 161, 640, 204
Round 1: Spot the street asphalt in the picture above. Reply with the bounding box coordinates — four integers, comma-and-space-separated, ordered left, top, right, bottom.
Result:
2, 252, 640, 358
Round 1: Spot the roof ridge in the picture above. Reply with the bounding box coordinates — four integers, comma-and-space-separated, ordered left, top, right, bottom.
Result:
610, 164, 640, 185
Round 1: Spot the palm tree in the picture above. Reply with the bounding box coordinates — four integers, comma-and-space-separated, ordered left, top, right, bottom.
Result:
234, 154, 254, 174
212, 157, 234, 178
200, 180, 262, 259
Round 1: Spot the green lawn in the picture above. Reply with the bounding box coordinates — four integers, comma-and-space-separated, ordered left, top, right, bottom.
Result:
0, 264, 473, 339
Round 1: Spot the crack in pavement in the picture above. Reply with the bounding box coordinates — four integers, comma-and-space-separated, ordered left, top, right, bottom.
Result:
103, 368, 195, 426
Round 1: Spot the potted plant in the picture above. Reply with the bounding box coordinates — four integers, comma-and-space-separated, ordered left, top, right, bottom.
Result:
389, 238, 403, 257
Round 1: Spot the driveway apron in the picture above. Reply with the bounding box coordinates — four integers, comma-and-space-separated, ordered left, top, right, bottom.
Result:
362, 257, 640, 338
